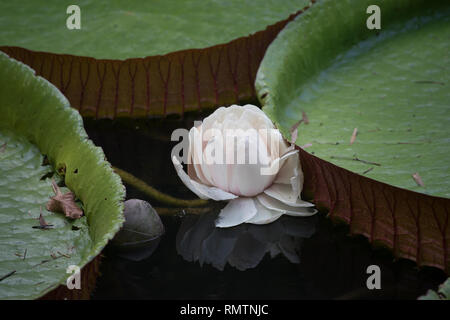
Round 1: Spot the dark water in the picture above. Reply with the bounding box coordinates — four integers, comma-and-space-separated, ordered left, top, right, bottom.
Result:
84, 114, 446, 300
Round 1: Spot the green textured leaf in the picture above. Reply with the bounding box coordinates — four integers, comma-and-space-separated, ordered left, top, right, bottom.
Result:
0, 52, 125, 299
0, 1, 314, 118
257, 0, 450, 198
256, 0, 450, 273
0, 0, 309, 59
0, 129, 91, 299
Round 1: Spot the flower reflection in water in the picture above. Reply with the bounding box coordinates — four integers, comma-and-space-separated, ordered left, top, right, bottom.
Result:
176, 209, 317, 271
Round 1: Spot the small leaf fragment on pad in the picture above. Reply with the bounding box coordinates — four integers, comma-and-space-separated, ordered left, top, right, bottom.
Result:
412, 172, 424, 187
46, 179, 83, 219
302, 111, 309, 124
38, 213, 53, 229
290, 111, 310, 144
0, 270, 16, 282
350, 128, 358, 145
290, 119, 302, 144
32, 208, 54, 229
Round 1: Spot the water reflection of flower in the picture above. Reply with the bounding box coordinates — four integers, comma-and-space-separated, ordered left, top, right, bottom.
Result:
176, 209, 317, 271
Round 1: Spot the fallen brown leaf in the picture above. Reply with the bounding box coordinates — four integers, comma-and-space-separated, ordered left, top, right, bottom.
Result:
46, 179, 83, 219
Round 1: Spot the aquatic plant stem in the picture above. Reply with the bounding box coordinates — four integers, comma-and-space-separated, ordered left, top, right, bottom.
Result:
112, 166, 208, 207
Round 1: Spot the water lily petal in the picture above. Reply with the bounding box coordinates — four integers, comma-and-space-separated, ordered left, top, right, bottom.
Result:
264, 183, 296, 203
226, 133, 276, 197
245, 197, 283, 225
264, 183, 314, 207
242, 104, 273, 122
241, 105, 292, 157
189, 127, 215, 186
257, 193, 317, 217
263, 148, 299, 177
202, 106, 231, 132
272, 149, 304, 204
215, 197, 257, 228
172, 156, 238, 201
187, 130, 203, 183
274, 150, 302, 185
290, 173, 302, 202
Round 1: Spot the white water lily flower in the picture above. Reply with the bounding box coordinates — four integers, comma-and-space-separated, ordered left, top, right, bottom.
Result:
172, 104, 317, 228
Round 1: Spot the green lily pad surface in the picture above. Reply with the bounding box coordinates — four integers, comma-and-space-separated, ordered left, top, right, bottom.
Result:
257, 0, 450, 198
0, 52, 125, 299
0, 129, 91, 299
0, 0, 309, 59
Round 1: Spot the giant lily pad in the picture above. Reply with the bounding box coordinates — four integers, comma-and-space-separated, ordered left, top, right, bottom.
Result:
0, 1, 313, 118
256, 0, 450, 272
0, 52, 125, 299
257, 0, 449, 197
0, 0, 310, 59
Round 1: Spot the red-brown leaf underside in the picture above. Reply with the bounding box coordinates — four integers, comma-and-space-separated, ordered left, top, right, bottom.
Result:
0, 3, 313, 119
299, 147, 450, 274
